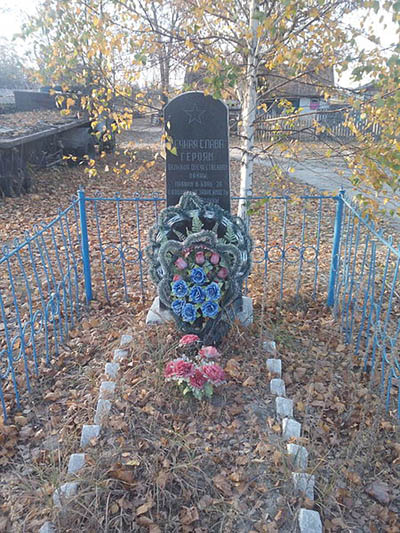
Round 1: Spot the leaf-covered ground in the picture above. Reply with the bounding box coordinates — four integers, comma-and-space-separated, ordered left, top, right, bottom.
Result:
0, 121, 399, 532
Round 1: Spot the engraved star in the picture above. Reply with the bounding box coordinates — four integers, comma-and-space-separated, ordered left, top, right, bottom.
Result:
184, 104, 206, 125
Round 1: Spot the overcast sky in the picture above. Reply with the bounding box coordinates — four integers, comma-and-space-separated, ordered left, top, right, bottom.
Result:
0, 0, 399, 88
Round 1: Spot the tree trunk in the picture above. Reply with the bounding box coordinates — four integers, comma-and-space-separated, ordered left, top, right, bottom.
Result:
237, 0, 259, 224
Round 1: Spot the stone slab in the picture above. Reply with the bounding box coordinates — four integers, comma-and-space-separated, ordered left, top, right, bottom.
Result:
292, 473, 315, 500
266, 358, 281, 377
120, 334, 133, 347
99, 381, 116, 399
67, 453, 86, 474
164, 91, 230, 211
94, 399, 112, 425
53, 482, 78, 508
270, 378, 285, 396
113, 349, 128, 362
146, 296, 173, 325
276, 396, 293, 418
263, 340, 277, 355
236, 296, 253, 326
39, 522, 56, 533
80, 424, 101, 449
287, 443, 308, 470
282, 417, 301, 440
298, 509, 322, 533
105, 362, 120, 379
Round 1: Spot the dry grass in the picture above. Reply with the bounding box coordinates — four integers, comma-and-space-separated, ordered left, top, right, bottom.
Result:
0, 127, 399, 532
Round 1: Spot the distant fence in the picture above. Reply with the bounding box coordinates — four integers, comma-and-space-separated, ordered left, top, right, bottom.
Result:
254, 111, 382, 143
0, 190, 398, 420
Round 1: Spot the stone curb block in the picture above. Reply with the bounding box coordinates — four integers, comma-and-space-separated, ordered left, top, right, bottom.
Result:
53, 481, 78, 508
39, 522, 56, 533
94, 398, 112, 425
270, 377, 285, 396
286, 443, 308, 470
80, 424, 101, 449
236, 296, 253, 326
267, 346, 321, 531
99, 381, 116, 399
275, 396, 293, 418
298, 509, 322, 533
266, 357, 281, 376
282, 417, 301, 440
120, 334, 133, 347
263, 340, 277, 355
67, 453, 86, 474
47, 333, 129, 527
113, 348, 128, 362
105, 362, 120, 379
292, 472, 315, 500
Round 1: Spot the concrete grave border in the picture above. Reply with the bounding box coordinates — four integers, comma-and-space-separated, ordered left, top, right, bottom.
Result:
265, 340, 322, 533
39, 334, 133, 532
40, 334, 321, 531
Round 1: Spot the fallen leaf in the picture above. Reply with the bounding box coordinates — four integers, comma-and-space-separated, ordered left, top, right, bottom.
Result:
365, 481, 390, 505
197, 495, 213, 510
109, 466, 136, 485
180, 506, 199, 525
272, 450, 282, 467
212, 473, 232, 497
136, 499, 154, 516
110, 502, 119, 514
156, 470, 169, 489
242, 376, 256, 387
225, 359, 242, 380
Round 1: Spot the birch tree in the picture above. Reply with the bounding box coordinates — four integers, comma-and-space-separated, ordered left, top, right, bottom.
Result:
23, 0, 400, 217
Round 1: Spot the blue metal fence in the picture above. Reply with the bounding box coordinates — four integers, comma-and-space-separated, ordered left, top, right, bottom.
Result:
0, 190, 399, 421
332, 195, 400, 416
0, 200, 82, 420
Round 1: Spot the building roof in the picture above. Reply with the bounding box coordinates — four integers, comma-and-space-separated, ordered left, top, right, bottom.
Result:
259, 65, 335, 99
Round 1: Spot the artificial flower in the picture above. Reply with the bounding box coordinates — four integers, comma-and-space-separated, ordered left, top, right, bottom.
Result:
201, 300, 219, 318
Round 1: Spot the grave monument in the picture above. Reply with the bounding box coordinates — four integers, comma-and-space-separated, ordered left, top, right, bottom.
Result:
146, 92, 252, 344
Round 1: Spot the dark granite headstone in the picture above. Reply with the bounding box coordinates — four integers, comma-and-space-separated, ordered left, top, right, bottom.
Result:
164, 91, 230, 211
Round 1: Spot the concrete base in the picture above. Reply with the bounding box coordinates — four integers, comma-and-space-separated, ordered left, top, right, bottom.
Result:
236, 296, 253, 326
146, 295, 254, 327
146, 296, 173, 325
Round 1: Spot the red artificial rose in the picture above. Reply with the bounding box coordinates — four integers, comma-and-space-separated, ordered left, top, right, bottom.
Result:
173, 274, 182, 281
201, 363, 226, 384
175, 257, 188, 270
210, 252, 220, 265
164, 358, 194, 379
195, 251, 205, 265
217, 267, 228, 279
199, 346, 220, 359
189, 368, 207, 389
179, 334, 200, 346
164, 360, 177, 378
174, 359, 195, 378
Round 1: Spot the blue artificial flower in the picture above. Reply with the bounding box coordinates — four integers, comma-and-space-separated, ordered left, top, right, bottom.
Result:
205, 282, 221, 301
201, 300, 219, 319
171, 299, 185, 316
171, 279, 188, 298
190, 267, 206, 285
189, 285, 206, 304
182, 303, 197, 323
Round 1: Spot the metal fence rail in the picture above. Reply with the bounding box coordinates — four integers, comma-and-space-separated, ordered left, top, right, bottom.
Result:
81, 192, 335, 306
0, 190, 399, 421
332, 195, 400, 417
0, 200, 82, 419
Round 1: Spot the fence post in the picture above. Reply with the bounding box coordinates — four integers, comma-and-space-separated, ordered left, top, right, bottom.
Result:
78, 189, 93, 303
327, 189, 345, 307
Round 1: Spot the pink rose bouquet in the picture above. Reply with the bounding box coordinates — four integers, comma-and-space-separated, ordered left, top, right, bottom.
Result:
164, 341, 226, 400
